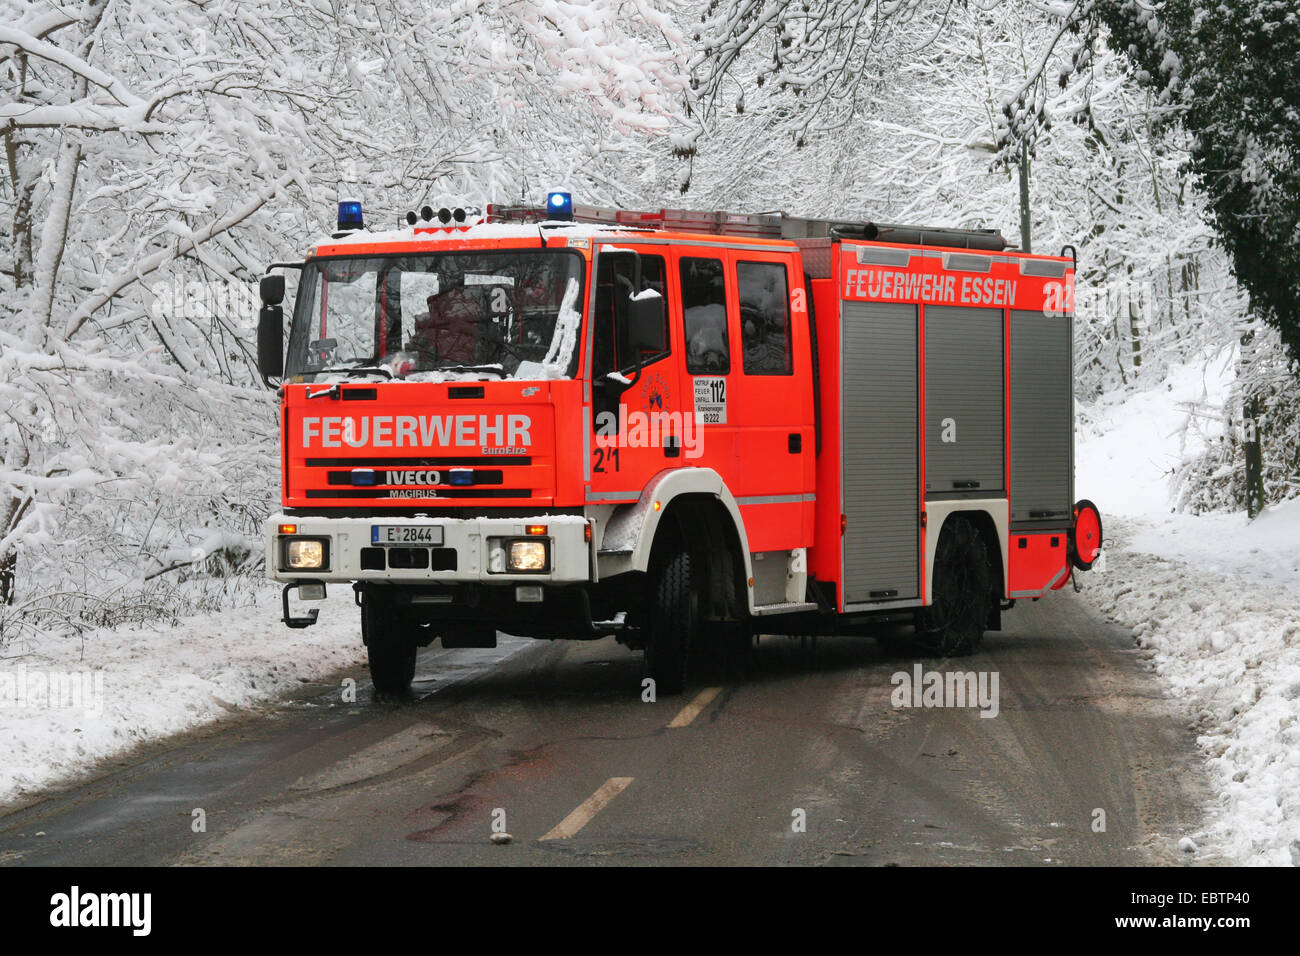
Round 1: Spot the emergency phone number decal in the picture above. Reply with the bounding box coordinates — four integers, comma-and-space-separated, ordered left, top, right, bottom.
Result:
694, 376, 727, 424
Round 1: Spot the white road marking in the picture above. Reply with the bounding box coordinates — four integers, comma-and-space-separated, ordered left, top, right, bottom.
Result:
667, 686, 722, 728
289, 725, 457, 793
539, 777, 634, 841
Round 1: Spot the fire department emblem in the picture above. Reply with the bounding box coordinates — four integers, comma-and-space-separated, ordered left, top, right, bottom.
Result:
641, 371, 669, 411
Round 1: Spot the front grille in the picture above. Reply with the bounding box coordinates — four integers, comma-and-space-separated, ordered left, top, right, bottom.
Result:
387, 547, 429, 569
359, 547, 458, 572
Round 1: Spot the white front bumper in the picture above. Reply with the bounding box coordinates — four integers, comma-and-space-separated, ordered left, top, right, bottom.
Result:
265, 513, 592, 584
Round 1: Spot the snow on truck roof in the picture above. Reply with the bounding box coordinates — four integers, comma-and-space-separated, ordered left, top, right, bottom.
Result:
309, 220, 1072, 264
311, 220, 798, 257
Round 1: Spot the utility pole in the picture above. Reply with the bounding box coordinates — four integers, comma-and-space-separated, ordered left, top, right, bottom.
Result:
1240, 325, 1266, 519
1018, 140, 1032, 254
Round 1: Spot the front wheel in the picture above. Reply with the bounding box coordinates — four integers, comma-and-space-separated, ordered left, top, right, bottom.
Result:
912, 517, 992, 657
643, 547, 698, 696
361, 586, 418, 699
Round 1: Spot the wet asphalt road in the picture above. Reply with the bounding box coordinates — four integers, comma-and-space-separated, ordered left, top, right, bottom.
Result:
0, 589, 1212, 866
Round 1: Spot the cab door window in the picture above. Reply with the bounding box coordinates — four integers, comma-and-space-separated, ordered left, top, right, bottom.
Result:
681, 257, 730, 374
590, 251, 668, 429
737, 260, 793, 375
592, 253, 668, 375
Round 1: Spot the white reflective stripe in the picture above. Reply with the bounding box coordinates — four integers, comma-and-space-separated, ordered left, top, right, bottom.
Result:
856, 246, 911, 266
582, 406, 591, 481
736, 493, 815, 505
586, 490, 640, 502
943, 252, 993, 273
1019, 258, 1068, 277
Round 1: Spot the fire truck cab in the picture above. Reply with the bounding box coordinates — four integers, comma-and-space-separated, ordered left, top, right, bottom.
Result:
259, 195, 1102, 697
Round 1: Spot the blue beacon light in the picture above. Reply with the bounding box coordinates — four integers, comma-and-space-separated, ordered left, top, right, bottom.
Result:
337, 200, 364, 231
546, 191, 573, 221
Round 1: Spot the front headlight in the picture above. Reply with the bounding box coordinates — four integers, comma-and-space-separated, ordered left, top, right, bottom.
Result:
285, 539, 325, 569
507, 539, 548, 572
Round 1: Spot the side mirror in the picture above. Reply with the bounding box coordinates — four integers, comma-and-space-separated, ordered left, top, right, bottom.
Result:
260, 274, 285, 305
627, 289, 666, 353
258, 303, 284, 378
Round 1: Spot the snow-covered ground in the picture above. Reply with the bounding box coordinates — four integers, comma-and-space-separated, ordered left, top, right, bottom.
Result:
2, 350, 1296, 866
0, 585, 366, 808
1077, 352, 1300, 865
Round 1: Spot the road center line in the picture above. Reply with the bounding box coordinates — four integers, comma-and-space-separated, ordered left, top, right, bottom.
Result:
667, 686, 723, 728
539, 777, 634, 842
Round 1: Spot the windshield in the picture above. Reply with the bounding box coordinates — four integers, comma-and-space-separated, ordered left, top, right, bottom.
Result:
284, 250, 586, 381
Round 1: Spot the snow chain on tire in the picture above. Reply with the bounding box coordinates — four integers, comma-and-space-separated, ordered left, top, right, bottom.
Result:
912, 516, 993, 657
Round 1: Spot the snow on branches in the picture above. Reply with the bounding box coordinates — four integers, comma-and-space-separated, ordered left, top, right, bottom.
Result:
0, 0, 687, 628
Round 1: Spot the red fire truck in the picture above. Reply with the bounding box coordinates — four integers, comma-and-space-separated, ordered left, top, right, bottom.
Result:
258, 194, 1102, 696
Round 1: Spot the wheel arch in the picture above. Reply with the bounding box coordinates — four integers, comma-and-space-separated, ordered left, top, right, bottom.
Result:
923, 500, 1008, 604
596, 467, 754, 615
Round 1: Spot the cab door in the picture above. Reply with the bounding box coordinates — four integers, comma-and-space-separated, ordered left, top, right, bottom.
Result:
673, 251, 738, 496
721, 250, 815, 552
586, 246, 680, 504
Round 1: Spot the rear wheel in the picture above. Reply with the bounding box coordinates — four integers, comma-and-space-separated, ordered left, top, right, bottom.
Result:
643, 547, 697, 696
912, 517, 992, 657
361, 586, 418, 699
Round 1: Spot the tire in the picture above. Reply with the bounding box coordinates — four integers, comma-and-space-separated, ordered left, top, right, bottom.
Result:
697, 620, 754, 682
643, 547, 697, 696
912, 517, 992, 657
361, 586, 418, 698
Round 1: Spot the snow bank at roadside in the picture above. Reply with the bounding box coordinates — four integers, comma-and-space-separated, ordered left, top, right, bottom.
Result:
1081, 522, 1300, 865
0, 584, 365, 807
1075, 349, 1234, 517
1121, 502, 1300, 600
1077, 355, 1300, 865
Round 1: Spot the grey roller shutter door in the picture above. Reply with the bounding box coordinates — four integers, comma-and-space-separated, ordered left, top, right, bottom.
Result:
1009, 309, 1072, 525
924, 306, 1005, 494
841, 301, 918, 602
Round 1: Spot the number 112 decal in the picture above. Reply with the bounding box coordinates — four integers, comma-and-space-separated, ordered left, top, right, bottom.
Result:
694, 376, 727, 425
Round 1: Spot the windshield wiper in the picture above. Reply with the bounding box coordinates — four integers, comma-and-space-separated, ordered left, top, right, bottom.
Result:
312, 365, 395, 379
432, 364, 505, 378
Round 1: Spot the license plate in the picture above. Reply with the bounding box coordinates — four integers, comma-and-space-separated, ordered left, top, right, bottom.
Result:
372, 525, 443, 546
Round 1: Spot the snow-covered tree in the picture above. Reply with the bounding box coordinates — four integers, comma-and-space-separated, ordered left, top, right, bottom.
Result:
0, 0, 687, 630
